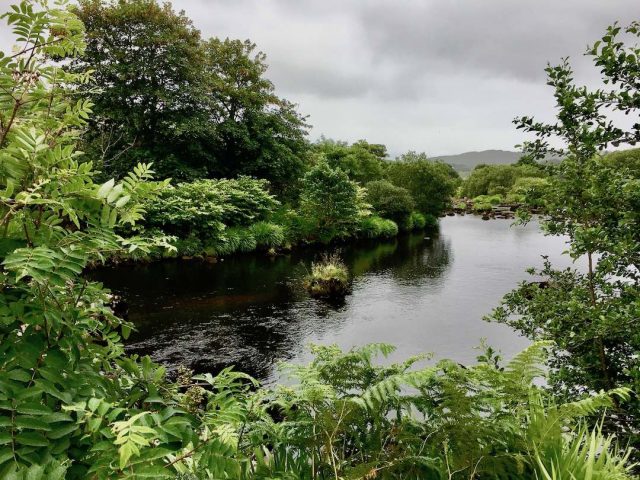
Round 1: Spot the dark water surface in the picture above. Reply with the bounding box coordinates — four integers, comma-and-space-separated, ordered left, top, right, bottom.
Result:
91, 216, 574, 382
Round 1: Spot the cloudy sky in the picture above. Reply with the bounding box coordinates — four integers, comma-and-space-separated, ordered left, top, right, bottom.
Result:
2, 1, 639, 156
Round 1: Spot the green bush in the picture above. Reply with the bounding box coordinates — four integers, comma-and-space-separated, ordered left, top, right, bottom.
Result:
299, 161, 366, 242
304, 253, 350, 297
144, 177, 279, 236
386, 152, 460, 216
175, 235, 204, 256
364, 179, 414, 225
473, 194, 503, 211
462, 163, 546, 198
249, 221, 286, 248
358, 216, 399, 238
229, 227, 258, 252
405, 211, 426, 230
203, 227, 258, 256
506, 176, 550, 205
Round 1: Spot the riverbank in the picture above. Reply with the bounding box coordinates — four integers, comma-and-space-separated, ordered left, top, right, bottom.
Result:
106, 212, 437, 266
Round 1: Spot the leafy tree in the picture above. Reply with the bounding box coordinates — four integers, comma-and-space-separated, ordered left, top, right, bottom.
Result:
201, 38, 310, 194
364, 179, 414, 227
462, 163, 546, 198
489, 21, 640, 447
299, 161, 367, 242
387, 151, 460, 216
314, 138, 387, 184
73, 0, 208, 179
73, 1, 310, 191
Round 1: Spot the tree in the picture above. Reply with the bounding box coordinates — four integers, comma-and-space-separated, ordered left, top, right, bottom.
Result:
365, 180, 414, 228
73, 2, 310, 191
299, 161, 366, 242
387, 151, 460, 216
314, 138, 387, 184
73, 0, 208, 179
489, 21, 640, 447
201, 38, 310, 194
462, 163, 546, 198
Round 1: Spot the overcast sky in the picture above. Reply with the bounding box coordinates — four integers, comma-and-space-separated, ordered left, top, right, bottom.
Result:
2, 1, 639, 156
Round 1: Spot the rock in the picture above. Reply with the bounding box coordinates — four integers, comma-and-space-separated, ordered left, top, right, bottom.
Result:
481, 215, 490, 221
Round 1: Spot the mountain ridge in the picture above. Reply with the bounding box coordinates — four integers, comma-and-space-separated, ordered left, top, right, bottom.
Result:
430, 149, 522, 172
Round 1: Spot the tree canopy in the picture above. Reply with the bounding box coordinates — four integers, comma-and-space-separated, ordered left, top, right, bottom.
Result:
73, 0, 309, 191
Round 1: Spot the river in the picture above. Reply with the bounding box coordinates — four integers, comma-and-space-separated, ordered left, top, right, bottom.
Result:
90, 215, 574, 382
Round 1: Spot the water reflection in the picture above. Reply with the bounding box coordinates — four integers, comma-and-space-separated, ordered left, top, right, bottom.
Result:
91, 217, 573, 382
90, 230, 451, 379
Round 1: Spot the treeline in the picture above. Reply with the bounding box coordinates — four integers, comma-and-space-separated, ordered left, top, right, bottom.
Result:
138, 150, 458, 260
72, 0, 460, 258
0, 1, 638, 479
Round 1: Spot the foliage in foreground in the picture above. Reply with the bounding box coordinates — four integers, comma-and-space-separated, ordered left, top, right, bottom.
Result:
489, 20, 640, 450
177, 343, 634, 480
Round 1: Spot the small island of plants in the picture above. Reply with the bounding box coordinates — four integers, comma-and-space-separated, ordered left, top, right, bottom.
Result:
304, 253, 350, 298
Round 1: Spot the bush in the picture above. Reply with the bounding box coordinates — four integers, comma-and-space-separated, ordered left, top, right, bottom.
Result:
473, 194, 503, 211
202, 227, 257, 256
358, 216, 399, 238
144, 177, 279, 236
249, 221, 286, 249
506, 176, 550, 205
299, 161, 365, 242
229, 227, 258, 252
462, 164, 546, 198
404, 211, 432, 230
175, 235, 204, 256
386, 152, 460, 216
364, 180, 414, 226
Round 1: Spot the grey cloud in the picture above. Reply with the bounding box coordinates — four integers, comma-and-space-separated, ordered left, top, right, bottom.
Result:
357, 1, 639, 83
2, 0, 638, 155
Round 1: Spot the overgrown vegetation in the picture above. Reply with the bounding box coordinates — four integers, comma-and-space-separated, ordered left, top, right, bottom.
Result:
489, 20, 640, 453
0, 1, 637, 478
304, 253, 350, 298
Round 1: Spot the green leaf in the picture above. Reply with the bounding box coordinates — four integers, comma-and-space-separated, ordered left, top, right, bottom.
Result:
15, 416, 52, 431
15, 432, 48, 447
97, 179, 115, 199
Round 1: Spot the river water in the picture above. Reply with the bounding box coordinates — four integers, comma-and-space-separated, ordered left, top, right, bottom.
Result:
91, 216, 574, 382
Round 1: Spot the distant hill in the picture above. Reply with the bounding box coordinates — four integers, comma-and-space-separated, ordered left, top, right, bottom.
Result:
431, 150, 523, 172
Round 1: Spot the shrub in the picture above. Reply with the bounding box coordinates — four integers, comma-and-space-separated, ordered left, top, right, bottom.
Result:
299, 161, 365, 242
462, 163, 546, 198
386, 152, 460, 216
229, 227, 258, 252
202, 227, 259, 256
472, 194, 503, 211
358, 216, 399, 238
364, 180, 414, 225
249, 221, 286, 248
144, 177, 279, 236
175, 235, 204, 256
423, 213, 438, 228
406, 211, 426, 230
506, 176, 550, 205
